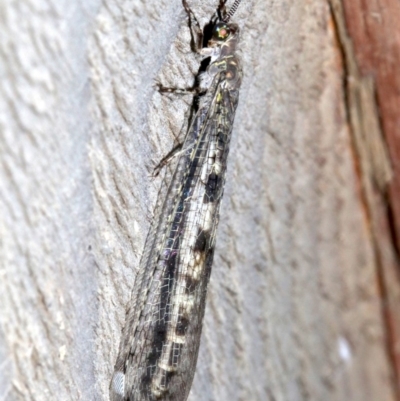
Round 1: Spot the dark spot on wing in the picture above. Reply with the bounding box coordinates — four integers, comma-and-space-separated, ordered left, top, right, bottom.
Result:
176, 315, 190, 336
193, 229, 209, 252
183, 274, 199, 294
203, 172, 219, 204
142, 250, 179, 388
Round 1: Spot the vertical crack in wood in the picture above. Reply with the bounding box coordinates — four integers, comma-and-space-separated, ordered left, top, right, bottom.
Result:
328, 0, 400, 398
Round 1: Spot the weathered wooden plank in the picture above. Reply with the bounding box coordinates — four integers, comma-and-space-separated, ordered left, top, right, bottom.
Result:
330, 0, 400, 396
0, 0, 397, 400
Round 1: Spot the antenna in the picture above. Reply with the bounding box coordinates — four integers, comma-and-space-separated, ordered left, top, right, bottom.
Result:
223, 0, 242, 22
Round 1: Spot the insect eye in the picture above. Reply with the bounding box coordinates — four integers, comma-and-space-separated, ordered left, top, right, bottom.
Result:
213, 23, 231, 41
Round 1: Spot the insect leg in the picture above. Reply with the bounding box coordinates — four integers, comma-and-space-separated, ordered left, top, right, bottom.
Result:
151, 101, 195, 177
217, 0, 228, 20
154, 81, 203, 96
182, 0, 203, 52
152, 144, 184, 177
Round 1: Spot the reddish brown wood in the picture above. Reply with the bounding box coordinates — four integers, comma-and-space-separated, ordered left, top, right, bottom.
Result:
342, 0, 400, 249
342, 0, 400, 395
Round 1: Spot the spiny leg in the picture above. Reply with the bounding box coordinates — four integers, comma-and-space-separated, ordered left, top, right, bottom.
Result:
152, 1, 208, 176
151, 102, 193, 177
152, 144, 184, 178
154, 81, 203, 96
182, 0, 203, 52
217, 0, 228, 20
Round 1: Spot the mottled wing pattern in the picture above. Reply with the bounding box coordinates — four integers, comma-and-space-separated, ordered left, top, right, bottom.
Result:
111, 74, 239, 400
110, 5, 242, 401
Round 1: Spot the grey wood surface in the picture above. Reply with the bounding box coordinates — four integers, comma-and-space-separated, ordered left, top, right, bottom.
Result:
0, 0, 396, 400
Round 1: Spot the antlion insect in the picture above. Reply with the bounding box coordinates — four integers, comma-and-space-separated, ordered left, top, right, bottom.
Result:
110, 1, 243, 400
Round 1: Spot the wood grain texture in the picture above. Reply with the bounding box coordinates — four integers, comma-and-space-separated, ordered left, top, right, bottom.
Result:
0, 0, 397, 400
330, 0, 400, 396
342, 0, 400, 393
342, 0, 400, 247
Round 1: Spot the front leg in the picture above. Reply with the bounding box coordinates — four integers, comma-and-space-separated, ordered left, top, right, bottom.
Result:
154, 81, 204, 96
152, 143, 184, 177
182, 0, 203, 53
217, 0, 228, 21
